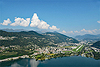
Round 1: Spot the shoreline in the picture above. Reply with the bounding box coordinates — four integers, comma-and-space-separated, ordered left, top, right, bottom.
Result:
0, 54, 75, 62
0, 57, 19, 62
0, 54, 97, 62
0, 55, 30, 62
0, 55, 73, 62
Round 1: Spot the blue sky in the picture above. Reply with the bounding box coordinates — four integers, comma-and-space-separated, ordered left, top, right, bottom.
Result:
0, 0, 100, 36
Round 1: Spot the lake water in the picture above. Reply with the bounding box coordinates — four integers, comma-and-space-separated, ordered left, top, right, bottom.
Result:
0, 56, 100, 67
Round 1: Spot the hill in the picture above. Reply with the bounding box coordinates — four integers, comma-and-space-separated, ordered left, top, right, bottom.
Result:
91, 41, 100, 49
0, 30, 79, 47
0, 30, 43, 37
75, 34, 100, 41
0, 28, 26, 32
43, 32, 79, 44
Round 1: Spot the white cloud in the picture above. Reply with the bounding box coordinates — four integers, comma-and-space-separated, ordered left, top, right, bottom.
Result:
30, 13, 40, 27
81, 29, 86, 32
1, 13, 59, 30
20, 18, 30, 27
73, 29, 100, 35
62, 30, 66, 33
92, 29, 97, 33
81, 29, 93, 34
62, 29, 100, 36
88, 30, 93, 33
1, 18, 11, 25
66, 31, 74, 34
74, 30, 80, 33
10, 17, 22, 26
30, 13, 50, 29
37, 20, 50, 29
97, 21, 100, 23
10, 17, 30, 27
49, 25, 60, 30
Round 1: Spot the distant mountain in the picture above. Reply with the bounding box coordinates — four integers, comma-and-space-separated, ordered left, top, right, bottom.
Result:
0, 30, 79, 47
0, 28, 27, 32
75, 34, 100, 41
91, 41, 100, 49
36, 30, 47, 34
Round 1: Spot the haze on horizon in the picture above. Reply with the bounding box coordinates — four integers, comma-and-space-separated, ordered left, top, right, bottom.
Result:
0, 0, 100, 37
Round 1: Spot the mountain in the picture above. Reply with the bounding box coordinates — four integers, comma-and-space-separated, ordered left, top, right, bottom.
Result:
75, 34, 100, 41
0, 28, 27, 32
91, 41, 100, 49
43, 32, 79, 43
0, 30, 79, 47
0, 30, 43, 37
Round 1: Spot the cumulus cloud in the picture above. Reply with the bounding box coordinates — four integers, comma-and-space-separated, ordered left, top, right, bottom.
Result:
92, 29, 97, 33
30, 13, 50, 29
81, 29, 86, 32
97, 21, 100, 23
61, 29, 100, 36
66, 31, 74, 34
81, 29, 93, 34
10, 17, 21, 26
74, 30, 80, 33
10, 17, 30, 27
49, 25, 60, 30
1, 13, 59, 30
37, 20, 50, 29
62, 30, 66, 33
73, 29, 99, 35
30, 13, 40, 27
1, 18, 11, 25
20, 18, 30, 27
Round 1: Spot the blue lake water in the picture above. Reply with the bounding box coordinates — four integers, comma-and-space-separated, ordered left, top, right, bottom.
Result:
0, 56, 100, 67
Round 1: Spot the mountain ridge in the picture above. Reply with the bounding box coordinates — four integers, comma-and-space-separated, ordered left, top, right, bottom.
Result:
0, 30, 79, 47
75, 34, 100, 41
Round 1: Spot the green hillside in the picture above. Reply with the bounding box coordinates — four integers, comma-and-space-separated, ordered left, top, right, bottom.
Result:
91, 41, 100, 49
44, 32, 79, 44
0, 30, 79, 47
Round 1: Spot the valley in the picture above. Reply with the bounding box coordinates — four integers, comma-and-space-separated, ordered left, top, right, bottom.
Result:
0, 30, 100, 62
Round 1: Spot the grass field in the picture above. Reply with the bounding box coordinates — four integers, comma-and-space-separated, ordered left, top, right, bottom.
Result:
77, 45, 84, 52
60, 46, 76, 48
72, 45, 84, 52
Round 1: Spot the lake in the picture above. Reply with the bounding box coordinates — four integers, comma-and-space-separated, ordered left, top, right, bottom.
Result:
0, 56, 100, 67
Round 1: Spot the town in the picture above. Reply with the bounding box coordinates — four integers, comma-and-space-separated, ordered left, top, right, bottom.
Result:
0, 37, 100, 62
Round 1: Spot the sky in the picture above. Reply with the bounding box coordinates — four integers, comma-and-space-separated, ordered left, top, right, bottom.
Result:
0, 0, 100, 37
